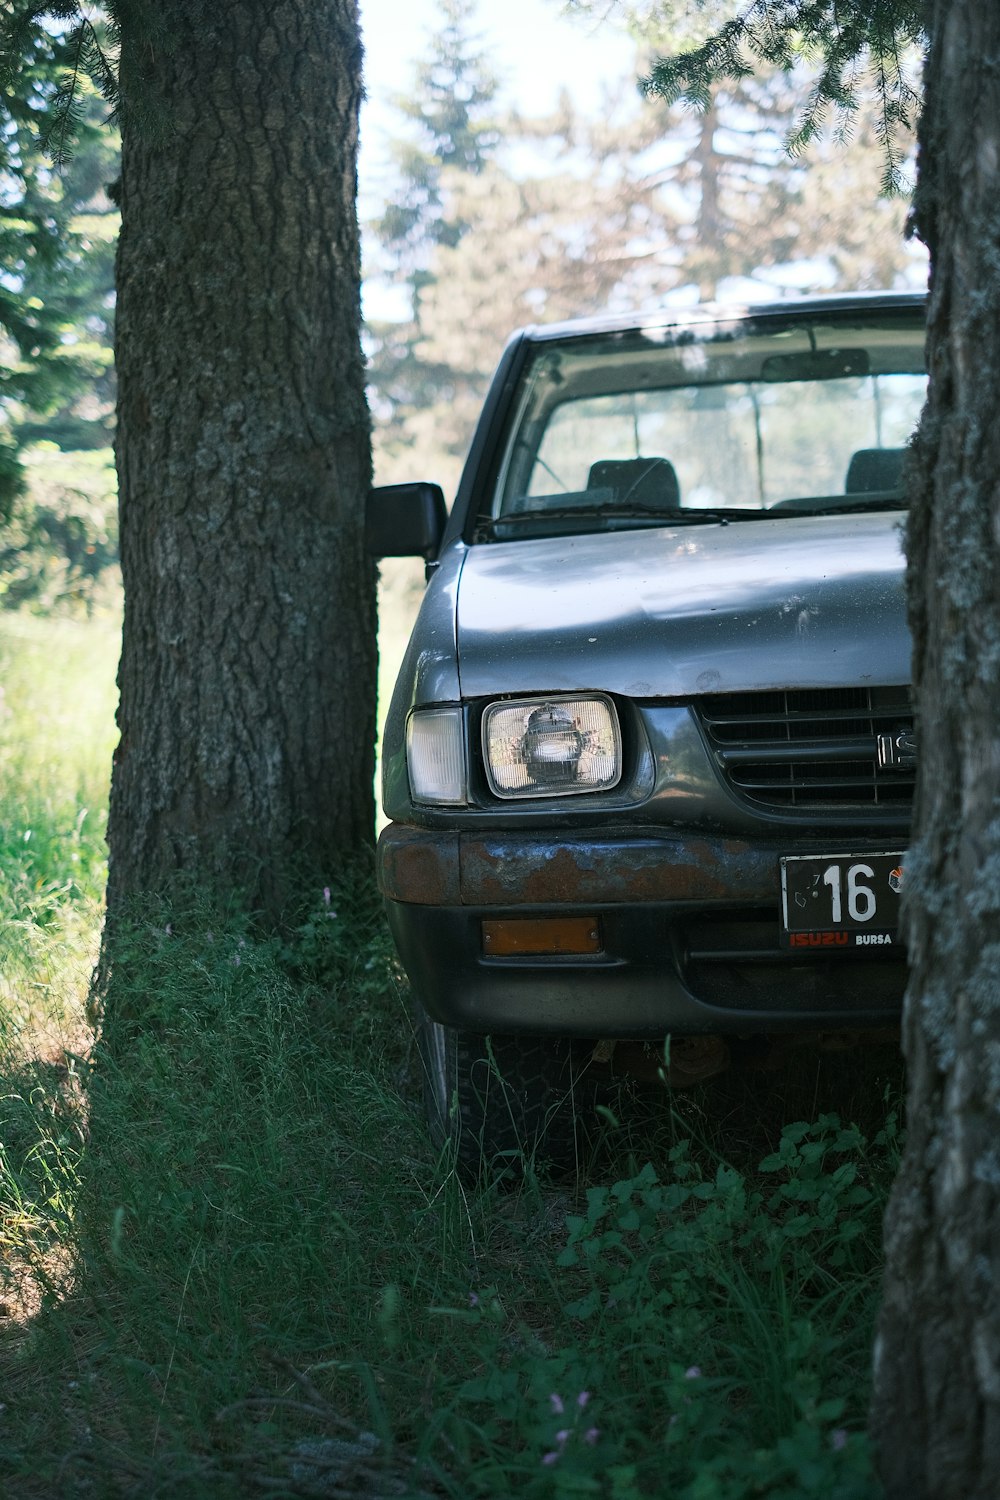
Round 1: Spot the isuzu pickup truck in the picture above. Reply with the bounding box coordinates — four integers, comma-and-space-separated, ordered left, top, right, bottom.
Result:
367, 292, 923, 1171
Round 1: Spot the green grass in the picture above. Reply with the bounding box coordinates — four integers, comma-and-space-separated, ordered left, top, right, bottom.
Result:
0, 612, 118, 1059
0, 609, 900, 1499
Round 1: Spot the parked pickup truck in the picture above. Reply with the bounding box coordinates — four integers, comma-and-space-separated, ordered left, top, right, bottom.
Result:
367, 292, 924, 1172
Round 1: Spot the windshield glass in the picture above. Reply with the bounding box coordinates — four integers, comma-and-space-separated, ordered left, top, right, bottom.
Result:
488, 307, 926, 538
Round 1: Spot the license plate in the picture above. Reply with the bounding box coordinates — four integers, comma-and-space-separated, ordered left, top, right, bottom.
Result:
780, 852, 904, 949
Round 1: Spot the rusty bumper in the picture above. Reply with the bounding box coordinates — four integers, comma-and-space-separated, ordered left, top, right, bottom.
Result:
377, 824, 778, 908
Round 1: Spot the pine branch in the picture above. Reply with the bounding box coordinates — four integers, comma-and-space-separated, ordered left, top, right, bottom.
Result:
83, 24, 120, 105
1, 4, 127, 162
640, 0, 925, 195
40, 19, 88, 164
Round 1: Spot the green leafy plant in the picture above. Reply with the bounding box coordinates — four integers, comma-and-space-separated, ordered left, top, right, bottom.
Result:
420, 1111, 896, 1495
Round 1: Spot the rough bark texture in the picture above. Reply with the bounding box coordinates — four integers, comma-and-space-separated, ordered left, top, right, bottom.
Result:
109, 1, 374, 914
871, 3, 1000, 1493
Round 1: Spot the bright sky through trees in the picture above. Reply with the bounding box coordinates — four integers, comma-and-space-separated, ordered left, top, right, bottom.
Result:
359, 0, 634, 128
358, 0, 637, 321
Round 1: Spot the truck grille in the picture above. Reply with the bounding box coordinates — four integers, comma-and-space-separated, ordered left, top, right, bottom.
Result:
697, 686, 914, 810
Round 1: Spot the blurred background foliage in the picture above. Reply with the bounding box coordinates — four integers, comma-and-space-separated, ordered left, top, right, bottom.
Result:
0, 0, 923, 621
1, 15, 117, 512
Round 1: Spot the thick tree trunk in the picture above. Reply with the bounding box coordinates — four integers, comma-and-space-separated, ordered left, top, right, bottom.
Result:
108, 1, 374, 915
871, 3, 1000, 1494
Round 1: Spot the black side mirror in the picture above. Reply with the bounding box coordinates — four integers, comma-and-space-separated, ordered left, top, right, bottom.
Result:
366, 482, 447, 561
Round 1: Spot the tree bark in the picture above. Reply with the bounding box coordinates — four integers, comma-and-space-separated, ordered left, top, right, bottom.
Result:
108, 0, 374, 916
871, 3, 1000, 1493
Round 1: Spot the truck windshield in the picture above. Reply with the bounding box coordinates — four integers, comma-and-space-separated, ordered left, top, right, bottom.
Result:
488, 310, 926, 538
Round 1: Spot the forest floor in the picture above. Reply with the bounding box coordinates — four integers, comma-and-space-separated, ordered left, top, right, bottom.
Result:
0, 607, 901, 1498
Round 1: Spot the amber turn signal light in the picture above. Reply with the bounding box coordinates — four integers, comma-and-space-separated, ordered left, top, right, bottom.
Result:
481, 916, 602, 956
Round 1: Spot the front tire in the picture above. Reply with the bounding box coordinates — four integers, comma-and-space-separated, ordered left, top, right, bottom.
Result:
415, 1002, 599, 1177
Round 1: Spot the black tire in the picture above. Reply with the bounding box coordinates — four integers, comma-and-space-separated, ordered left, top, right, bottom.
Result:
414, 1001, 600, 1178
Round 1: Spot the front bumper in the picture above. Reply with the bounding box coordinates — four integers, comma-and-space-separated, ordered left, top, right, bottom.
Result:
377, 825, 906, 1036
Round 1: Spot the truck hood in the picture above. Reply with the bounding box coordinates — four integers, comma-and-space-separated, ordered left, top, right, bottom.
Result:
455, 511, 911, 699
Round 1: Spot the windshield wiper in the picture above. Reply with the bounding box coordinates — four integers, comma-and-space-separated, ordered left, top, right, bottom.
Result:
482, 505, 768, 538
807, 496, 909, 515
774, 493, 908, 517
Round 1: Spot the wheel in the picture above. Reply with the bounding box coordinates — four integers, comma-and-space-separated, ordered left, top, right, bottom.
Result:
414, 1001, 600, 1178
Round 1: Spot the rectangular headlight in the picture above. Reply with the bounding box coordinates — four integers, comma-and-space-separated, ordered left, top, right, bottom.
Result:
483, 695, 621, 799
407, 707, 466, 804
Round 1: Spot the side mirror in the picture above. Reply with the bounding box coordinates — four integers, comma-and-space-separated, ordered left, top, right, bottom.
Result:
366, 482, 447, 561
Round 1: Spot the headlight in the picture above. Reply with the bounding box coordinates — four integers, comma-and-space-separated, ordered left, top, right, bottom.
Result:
483, 695, 621, 799
407, 707, 466, 804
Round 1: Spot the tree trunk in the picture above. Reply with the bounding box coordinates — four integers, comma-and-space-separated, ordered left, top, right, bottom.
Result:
871, 3, 1000, 1494
108, 0, 374, 917
693, 96, 722, 301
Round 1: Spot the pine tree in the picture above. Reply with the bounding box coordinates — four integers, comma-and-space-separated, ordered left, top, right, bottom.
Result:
0, 17, 117, 504
12, 90, 119, 452
365, 0, 501, 488
375, 0, 500, 263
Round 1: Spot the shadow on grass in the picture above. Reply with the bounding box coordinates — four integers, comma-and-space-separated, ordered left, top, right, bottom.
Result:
2, 882, 458, 1497
2, 878, 900, 1498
